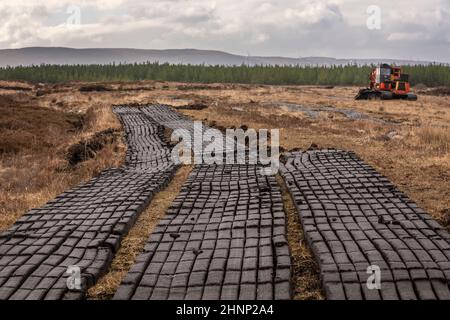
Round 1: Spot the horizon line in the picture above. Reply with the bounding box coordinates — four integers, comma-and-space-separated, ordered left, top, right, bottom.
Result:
1, 46, 445, 64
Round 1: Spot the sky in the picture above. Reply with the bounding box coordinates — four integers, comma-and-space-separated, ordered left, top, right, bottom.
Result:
0, 0, 449, 62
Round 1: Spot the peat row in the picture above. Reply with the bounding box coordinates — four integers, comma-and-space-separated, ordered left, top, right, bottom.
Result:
141, 104, 238, 160
114, 164, 291, 300
0, 106, 177, 300
281, 150, 450, 300
114, 105, 291, 300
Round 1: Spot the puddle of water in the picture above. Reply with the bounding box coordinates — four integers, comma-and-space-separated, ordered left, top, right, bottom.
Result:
264, 101, 390, 124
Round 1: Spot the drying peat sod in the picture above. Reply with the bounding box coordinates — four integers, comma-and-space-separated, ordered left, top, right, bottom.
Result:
0, 80, 449, 300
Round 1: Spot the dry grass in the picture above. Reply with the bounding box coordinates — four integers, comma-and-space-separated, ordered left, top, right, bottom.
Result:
414, 124, 450, 154
87, 165, 192, 300
0, 92, 125, 232
277, 175, 324, 300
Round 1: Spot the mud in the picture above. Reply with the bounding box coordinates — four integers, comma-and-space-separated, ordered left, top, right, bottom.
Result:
67, 128, 120, 165
79, 84, 113, 92
420, 87, 450, 96
266, 101, 392, 123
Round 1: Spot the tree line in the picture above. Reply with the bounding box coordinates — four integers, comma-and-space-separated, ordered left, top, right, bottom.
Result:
0, 62, 449, 86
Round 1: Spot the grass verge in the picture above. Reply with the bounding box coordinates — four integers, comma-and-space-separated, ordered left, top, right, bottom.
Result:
276, 175, 324, 300
87, 165, 192, 299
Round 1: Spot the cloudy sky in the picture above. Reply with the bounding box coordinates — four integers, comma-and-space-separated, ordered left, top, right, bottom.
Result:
1, 0, 449, 62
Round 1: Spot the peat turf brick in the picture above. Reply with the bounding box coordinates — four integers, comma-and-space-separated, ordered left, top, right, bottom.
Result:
281, 150, 450, 300
431, 280, 450, 300
221, 284, 240, 300
257, 282, 274, 300
0, 106, 178, 300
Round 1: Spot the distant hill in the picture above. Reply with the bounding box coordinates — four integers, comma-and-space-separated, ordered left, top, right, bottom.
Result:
0, 47, 435, 67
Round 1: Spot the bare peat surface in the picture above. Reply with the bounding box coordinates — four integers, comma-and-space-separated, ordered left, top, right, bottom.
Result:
281, 150, 450, 300
0, 106, 177, 300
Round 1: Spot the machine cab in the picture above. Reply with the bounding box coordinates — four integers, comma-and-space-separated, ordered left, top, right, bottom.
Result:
373, 64, 410, 94
375, 64, 392, 84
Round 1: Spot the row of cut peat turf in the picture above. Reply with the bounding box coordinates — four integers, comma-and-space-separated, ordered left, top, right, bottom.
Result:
114, 164, 291, 300
141, 104, 240, 160
0, 106, 177, 299
114, 105, 291, 300
280, 149, 450, 300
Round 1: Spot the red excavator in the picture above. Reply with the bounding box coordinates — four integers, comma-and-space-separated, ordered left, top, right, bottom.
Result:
355, 64, 418, 100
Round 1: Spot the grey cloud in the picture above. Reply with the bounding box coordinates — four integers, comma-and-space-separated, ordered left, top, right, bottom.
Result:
0, 0, 448, 62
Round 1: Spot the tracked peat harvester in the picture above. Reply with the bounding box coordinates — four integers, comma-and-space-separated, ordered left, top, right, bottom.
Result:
355, 64, 418, 100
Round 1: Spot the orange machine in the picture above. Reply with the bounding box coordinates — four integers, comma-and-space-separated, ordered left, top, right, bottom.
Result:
355, 64, 417, 100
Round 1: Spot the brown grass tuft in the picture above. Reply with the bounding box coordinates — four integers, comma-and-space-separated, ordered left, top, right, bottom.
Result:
276, 175, 324, 300
415, 124, 450, 154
